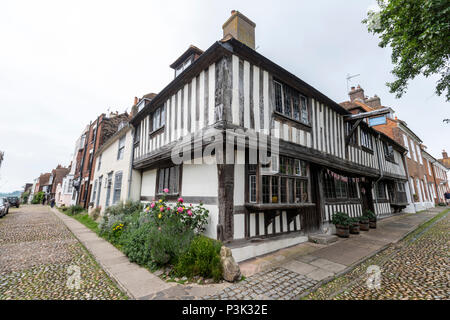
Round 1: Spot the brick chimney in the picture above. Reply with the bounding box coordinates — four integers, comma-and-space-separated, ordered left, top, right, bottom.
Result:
349, 85, 365, 102
365, 94, 382, 109
443, 150, 448, 159
222, 10, 256, 49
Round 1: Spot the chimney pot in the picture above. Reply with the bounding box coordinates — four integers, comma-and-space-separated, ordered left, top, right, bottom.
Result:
134, 97, 139, 106
443, 150, 448, 159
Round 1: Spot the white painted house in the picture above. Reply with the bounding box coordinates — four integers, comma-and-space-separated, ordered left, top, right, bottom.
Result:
89, 123, 140, 215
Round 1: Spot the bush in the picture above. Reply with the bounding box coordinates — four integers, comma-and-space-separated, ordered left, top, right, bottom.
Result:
121, 221, 154, 266
174, 235, 223, 281
31, 191, 45, 204
363, 209, 377, 221
104, 201, 143, 217
148, 214, 194, 266
331, 212, 350, 227
66, 205, 85, 216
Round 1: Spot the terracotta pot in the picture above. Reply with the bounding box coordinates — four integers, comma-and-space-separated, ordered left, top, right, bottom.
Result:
350, 223, 360, 234
369, 220, 377, 229
336, 225, 350, 238
359, 221, 369, 231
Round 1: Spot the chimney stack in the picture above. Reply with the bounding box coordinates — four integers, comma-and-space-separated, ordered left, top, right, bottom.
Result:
133, 97, 139, 106
349, 85, 365, 102
222, 10, 256, 49
365, 94, 382, 109
443, 150, 448, 159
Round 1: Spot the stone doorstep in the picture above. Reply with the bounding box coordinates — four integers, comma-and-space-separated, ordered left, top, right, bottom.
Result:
308, 233, 338, 245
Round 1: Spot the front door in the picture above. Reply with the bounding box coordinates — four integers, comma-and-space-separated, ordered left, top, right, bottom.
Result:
360, 179, 374, 213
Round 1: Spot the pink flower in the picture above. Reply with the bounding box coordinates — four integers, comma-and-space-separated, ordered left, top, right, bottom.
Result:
160, 207, 164, 212
177, 206, 184, 213
163, 188, 169, 193
158, 227, 161, 231
187, 209, 192, 216
167, 207, 170, 211
178, 197, 184, 203
150, 202, 155, 208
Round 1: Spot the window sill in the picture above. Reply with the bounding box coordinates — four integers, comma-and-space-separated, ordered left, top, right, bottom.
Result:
361, 146, 374, 154
245, 202, 314, 210
273, 112, 311, 131
149, 126, 165, 138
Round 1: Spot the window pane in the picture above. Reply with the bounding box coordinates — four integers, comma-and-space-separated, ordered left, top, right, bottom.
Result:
292, 95, 300, 120
300, 96, 308, 124
249, 175, 257, 203
283, 86, 292, 117
280, 177, 287, 203
164, 168, 170, 191
271, 176, 279, 203
158, 169, 165, 193
288, 178, 294, 203
295, 159, 301, 176
160, 106, 165, 127
295, 179, 302, 203
301, 180, 308, 202
274, 82, 283, 113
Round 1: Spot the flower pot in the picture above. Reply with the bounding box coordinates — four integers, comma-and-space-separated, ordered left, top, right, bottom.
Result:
350, 223, 360, 234
335, 225, 350, 238
369, 219, 377, 229
359, 221, 369, 231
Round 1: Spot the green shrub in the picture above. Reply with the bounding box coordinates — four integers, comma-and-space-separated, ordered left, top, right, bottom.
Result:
148, 214, 194, 266
331, 212, 350, 226
349, 217, 360, 225
31, 191, 45, 204
121, 221, 154, 266
174, 235, 223, 281
66, 205, 85, 216
104, 201, 143, 217
363, 209, 377, 220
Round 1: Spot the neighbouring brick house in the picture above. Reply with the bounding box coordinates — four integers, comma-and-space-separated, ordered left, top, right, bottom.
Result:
72, 112, 130, 209
422, 150, 449, 204
340, 85, 443, 212
49, 164, 70, 200
36, 172, 52, 201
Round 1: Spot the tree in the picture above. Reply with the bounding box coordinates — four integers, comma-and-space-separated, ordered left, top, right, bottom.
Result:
363, 0, 450, 101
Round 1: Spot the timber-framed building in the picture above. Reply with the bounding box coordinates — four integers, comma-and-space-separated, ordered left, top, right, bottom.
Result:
129, 11, 409, 261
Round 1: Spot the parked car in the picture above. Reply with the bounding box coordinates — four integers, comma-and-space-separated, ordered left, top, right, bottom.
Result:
7, 196, 20, 208
0, 198, 9, 217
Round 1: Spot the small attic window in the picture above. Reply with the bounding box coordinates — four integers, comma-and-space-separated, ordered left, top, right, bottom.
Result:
175, 56, 194, 77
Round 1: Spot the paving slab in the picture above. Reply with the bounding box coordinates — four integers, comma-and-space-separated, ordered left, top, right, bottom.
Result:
309, 258, 346, 273
283, 260, 318, 275
305, 268, 334, 281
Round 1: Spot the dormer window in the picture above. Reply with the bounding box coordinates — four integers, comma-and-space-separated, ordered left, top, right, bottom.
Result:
170, 45, 204, 78
175, 56, 194, 77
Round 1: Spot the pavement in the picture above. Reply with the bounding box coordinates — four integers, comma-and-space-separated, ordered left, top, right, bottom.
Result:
6, 204, 444, 300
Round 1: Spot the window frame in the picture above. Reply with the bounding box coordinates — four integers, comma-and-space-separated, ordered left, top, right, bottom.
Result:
156, 165, 181, 197
117, 136, 126, 160
257, 155, 310, 205
273, 80, 310, 126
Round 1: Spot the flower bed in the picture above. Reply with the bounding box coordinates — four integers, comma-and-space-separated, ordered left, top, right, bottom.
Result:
97, 191, 223, 283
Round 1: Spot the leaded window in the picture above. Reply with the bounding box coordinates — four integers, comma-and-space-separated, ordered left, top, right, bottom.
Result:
113, 171, 122, 204
323, 169, 360, 200
273, 80, 310, 125
157, 166, 180, 195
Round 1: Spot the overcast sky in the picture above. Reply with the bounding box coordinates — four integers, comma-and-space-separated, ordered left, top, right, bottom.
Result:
0, 0, 448, 192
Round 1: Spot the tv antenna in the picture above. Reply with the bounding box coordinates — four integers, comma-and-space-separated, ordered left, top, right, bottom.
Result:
346, 73, 360, 92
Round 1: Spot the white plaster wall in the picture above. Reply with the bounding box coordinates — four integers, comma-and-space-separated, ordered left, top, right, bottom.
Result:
129, 169, 141, 201
91, 129, 134, 214
234, 150, 245, 206
141, 169, 157, 198
181, 155, 219, 239
233, 214, 246, 240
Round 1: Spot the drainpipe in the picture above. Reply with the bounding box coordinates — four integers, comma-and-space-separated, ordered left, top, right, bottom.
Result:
374, 133, 384, 214
127, 125, 134, 200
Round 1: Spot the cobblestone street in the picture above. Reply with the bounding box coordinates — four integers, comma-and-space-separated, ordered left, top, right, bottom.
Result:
0, 205, 127, 300
304, 209, 450, 300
